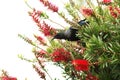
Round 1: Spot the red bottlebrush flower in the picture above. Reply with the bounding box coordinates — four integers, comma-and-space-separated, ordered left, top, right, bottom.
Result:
39, 0, 49, 6
33, 65, 45, 79
51, 48, 71, 62
39, 0, 58, 12
38, 49, 47, 58
33, 49, 47, 58
108, 6, 120, 18
72, 59, 89, 71
28, 9, 56, 36
110, 11, 118, 18
102, 0, 111, 4
34, 34, 47, 45
81, 8, 93, 16
86, 74, 99, 80
39, 49, 47, 54
1, 76, 17, 80
34, 35, 43, 41
28, 8, 42, 23
48, 2, 58, 12
108, 6, 113, 11
115, 7, 120, 14
38, 21, 56, 36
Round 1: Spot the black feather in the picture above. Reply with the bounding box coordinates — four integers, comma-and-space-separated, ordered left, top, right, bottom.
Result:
52, 27, 80, 41
51, 19, 89, 41
78, 19, 89, 26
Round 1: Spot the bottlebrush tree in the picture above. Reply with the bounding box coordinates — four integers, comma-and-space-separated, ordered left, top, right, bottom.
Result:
18, 0, 120, 80
0, 70, 17, 80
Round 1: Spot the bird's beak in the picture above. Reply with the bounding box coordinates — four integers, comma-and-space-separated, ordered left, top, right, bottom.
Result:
50, 37, 55, 42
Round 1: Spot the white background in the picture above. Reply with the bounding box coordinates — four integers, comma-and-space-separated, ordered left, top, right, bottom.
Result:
0, 0, 69, 80
0, 0, 97, 80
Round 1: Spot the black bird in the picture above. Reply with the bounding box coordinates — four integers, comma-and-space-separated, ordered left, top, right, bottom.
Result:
52, 27, 80, 41
51, 19, 89, 41
78, 19, 89, 26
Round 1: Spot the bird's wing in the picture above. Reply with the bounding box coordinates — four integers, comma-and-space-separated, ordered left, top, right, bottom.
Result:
64, 28, 71, 38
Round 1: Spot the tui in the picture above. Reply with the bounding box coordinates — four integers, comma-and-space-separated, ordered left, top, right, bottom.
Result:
78, 19, 89, 26
52, 27, 80, 41
52, 19, 89, 41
